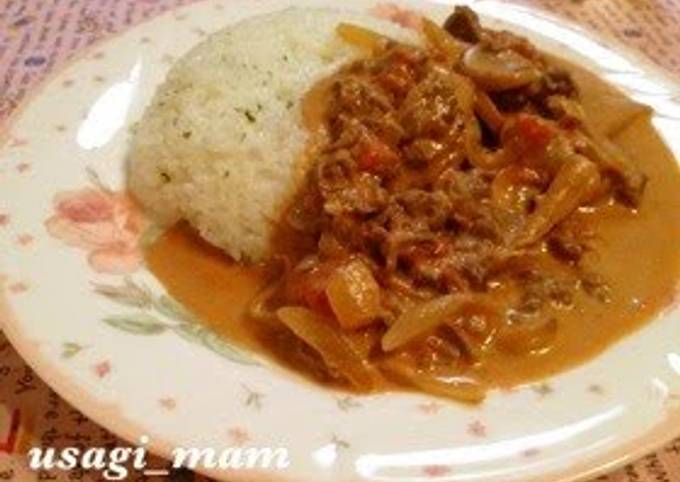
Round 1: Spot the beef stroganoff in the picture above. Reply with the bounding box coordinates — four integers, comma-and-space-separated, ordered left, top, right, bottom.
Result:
131, 7, 680, 402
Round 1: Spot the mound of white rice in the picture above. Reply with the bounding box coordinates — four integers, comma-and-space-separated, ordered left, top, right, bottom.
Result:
128, 8, 418, 261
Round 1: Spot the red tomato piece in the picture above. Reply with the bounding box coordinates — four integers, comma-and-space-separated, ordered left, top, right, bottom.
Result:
513, 113, 557, 150
356, 137, 399, 173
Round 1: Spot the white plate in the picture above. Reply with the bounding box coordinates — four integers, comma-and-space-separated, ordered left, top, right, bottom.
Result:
1, 1, 679, 481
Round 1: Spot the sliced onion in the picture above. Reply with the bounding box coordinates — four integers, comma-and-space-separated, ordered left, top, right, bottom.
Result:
277, 307, 376, 390
346, 326, 383, 360
491, 165, 543, 213
337, 23, 390, 52
247, 256, 290, 322
381, 357, 486, 403
326, 259, 382, 330
577, 132, 647, 207
452, 73, 477, 115
248, 280, 281, 321
382, 294, 489, 351
514, 154, 601, 247
422, 17, 465, 61
474, 89, 505, 134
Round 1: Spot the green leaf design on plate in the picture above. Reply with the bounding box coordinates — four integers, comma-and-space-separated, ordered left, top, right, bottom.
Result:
153, 295, 195, 323
202, 330, 259, 365
103, 313, 168, 336
62, 342, 87, 359
93, 277, 153, 309
171, 323, 258, 366
170, 322, 204, 345
96, 276, 258, 366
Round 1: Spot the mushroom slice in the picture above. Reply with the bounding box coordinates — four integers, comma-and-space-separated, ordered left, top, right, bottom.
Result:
462, 44, 542, 92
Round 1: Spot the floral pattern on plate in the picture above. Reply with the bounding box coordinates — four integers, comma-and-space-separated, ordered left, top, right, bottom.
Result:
44, 171, 144, 274
94, 276, 257, 364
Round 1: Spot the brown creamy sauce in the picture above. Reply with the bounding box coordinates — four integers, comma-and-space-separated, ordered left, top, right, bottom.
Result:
146, 61, 680, 391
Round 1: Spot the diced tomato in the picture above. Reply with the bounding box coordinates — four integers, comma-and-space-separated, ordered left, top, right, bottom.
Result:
512, 113, 557, 150
356, 137, 399, 173
501, 113, 559, 168
284, 262, 339, 315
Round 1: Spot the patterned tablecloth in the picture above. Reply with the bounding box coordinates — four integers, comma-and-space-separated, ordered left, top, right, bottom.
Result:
1, 0, 679, 480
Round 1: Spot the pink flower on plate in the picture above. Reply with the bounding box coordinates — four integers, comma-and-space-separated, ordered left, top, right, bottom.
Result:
467, 420, 487, 438
228, 428, 251, 447
8, 282, 28, 294
93, 360, 112, 378
16, 233, 34, 246
417, 401, 443, 414
45, 188, 144, 274
370, 3, 423, 31
9, 137, 28, 148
